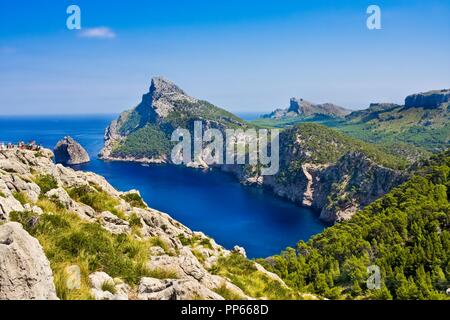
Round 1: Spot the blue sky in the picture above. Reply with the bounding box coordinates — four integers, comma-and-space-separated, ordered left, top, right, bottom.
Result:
0, 0, 449, 115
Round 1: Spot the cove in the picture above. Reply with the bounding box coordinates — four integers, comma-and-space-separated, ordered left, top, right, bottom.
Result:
0, 115, 327, 258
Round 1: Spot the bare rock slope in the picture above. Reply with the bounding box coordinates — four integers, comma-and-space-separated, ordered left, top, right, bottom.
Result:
0, 148, 293, 300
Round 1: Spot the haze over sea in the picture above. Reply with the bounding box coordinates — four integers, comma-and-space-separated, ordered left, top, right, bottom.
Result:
0, 115, 326, 257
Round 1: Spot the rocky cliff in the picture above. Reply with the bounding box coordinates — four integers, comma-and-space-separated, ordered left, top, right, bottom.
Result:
405, 89, 450, 109
0, 148, 293, 300
233, 124, 408, 223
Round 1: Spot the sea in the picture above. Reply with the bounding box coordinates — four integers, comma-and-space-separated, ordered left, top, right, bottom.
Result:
0, 115, 327, 257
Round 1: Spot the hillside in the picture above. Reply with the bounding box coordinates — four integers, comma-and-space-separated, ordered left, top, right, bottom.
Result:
259, 149, 450, 299
253, 89, 450, 155
0, 148, 297, 300
238, 123, 409, 223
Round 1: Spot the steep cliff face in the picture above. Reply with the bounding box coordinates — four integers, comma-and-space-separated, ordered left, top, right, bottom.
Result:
0, 148, 292, 300
234, 124, 408, 223
314, 152, 408, 222
405, 89, 450, 109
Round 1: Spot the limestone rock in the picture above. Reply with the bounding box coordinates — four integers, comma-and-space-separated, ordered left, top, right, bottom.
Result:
405, 89, 450, 109
0, 222, 58, 300
54, 136, 90, 165
137, 277, 223, 300
232, 245, 247, 258
99, 211, 130, 234
89, 272, 129, 300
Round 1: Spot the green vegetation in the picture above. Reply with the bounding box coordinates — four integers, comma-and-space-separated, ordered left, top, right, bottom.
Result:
213, 283, 243, 300
68, 185, 124, 218
0, 191, 5, 198
121, 192, 146, 208
10, 198, 152, 299
259, 150, 450, 300
34, 174, 58, 194
13, 191, 31, 205
112, 124, 172, 159
211, 253, 298, 300
178, 233, 213, 250
149, 236, 171, 255
101, 280, 117, 294
147, 268, 178, 280
277, 123, 408, 175
112, 96, 248, 160
251, 105, 450, 153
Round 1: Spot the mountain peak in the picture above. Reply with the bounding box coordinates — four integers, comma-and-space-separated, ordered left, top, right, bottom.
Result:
149, 77, 187, 96
288, 97, 350, 117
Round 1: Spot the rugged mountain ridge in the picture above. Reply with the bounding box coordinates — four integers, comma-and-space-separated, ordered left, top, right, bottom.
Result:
263, 97, 350, 119
0, 148, 293, 300
101, 77, 410, 223
254, 89, 449, 153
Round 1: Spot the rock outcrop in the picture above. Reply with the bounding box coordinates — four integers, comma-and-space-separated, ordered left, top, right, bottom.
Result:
0, 222, 58, 300
405, 89, 450, 109
54, 136, 90, 165
263, 97, 350, 119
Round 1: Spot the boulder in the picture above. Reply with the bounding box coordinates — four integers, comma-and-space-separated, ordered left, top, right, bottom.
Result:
99, 211, 130, 234
89, 272, 129, 300
232, 245, 247, 258
137, 277, 223, 300
0, 222, 58, 300
54, 136, 90, 165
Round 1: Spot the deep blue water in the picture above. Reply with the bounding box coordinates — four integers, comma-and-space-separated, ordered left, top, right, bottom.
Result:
0, 115, 326, 257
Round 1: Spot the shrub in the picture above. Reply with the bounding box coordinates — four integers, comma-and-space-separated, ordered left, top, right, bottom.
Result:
147, 268, 178, 280
68, 185, 122, 217
150, 237, 171, 255
213, 283, 243, 300
101, 281, 117, 294
211, 253, 296, 300
34, 174, 58, 194
121, 193, 146, 209
13, 192, 30, 205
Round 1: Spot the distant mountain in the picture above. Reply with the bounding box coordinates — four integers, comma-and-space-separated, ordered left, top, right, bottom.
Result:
254, 89, 450, 154
342, 89, 450, 152
263, 97, 351, 119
